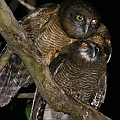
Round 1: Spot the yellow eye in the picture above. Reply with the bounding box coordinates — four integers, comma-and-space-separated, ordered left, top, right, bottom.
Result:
76, 15, 84, 22
81, 42, 88, 47
91, 19, 97, 25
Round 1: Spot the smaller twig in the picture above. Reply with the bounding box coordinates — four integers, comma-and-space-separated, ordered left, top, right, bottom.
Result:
0, 46, 13, 71
17, 93, 34, 98
17, 0, 36, 11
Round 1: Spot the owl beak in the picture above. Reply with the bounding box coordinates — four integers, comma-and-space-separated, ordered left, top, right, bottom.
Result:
84, 24, 89, 34
90, 48, 96, 58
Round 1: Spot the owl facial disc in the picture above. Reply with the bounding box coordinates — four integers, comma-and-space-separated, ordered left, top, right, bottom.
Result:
72, 40, 100, 61
59, 0, 101, 38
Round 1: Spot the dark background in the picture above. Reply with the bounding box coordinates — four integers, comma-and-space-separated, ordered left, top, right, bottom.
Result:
0, 0, 120, 120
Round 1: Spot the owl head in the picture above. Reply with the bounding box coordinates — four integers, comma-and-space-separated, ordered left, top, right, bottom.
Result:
67, 40, 100, 61
58, 0, 101, 39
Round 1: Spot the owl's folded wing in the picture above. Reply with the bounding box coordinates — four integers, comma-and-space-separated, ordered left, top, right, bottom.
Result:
19, 3, 58, 41
0, 54, 33, 107
49, 53, 68, 75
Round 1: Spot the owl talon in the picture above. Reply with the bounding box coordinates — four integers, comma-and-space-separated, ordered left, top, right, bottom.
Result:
90, 93, 105, 109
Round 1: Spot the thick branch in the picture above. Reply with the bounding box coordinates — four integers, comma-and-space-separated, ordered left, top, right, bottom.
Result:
0, 0, 111, 120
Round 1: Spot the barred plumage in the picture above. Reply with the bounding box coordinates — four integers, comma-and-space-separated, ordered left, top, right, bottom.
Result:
20, 1, 111, 64
49, 40, 107, 109
0, 0, 112, 119
0, 54, 33, 107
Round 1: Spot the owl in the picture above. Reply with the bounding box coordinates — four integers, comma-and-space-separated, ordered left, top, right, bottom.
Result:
20, 0, 111, 64
35, 39, 108, 120
0, 0, 112, 119
49, 40, 107, 109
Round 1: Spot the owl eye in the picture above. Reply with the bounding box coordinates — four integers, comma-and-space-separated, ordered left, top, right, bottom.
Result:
81, 42, 88, 47
76, 15, 84, 22
91, 19, 97, 25
96, 47, 99, 52
90, 19, 99, 29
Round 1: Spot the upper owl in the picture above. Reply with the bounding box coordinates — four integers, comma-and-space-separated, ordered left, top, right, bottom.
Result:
58, 0, 101, 38
20, 0, 111, 64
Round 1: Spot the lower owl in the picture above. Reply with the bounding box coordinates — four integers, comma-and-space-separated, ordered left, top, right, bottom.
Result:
30, 39, 108, 120
49, 39, 107, 109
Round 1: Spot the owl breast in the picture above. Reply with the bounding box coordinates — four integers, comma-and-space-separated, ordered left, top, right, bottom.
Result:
51, 57, 106, 103
35, 15, 75, 63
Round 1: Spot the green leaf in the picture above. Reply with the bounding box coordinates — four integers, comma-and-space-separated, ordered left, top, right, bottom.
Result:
25, 100, 32, 120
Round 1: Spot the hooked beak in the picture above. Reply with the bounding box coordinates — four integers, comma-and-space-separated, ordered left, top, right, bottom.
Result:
84, 24, 89, 34
90, 49, 96, 58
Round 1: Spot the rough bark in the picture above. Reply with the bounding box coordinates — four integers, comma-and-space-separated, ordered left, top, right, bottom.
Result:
0, 0, 111, 120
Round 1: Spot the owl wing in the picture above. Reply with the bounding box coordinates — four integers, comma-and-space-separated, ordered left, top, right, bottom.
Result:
0, 54, 33, 107
19, 3, 57, 41
101, 24, 112, 63
95, 23, 112, 63
90, 74, 107, 109
49, 53, 68, 75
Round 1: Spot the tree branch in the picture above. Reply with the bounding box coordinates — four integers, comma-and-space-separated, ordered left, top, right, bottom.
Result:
18, 0, 36, 11
0, 0, 111, 120
17, 93, 34, 98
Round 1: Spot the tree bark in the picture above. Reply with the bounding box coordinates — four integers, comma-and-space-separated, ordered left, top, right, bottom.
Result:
0, 0, 111, 120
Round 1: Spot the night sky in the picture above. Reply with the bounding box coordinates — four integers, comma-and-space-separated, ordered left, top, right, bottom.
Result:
0, 0, 120, 120
88, 1, 120, 119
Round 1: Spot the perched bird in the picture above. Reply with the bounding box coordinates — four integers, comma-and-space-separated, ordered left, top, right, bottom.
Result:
20, 0, 111, 64
32, 39, 110, 120
0, 0, 112, 119
49, 40, 107, 109
20, 1, 111, 119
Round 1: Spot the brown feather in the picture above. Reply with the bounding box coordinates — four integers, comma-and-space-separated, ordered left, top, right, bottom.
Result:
49, 40, 107, 109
